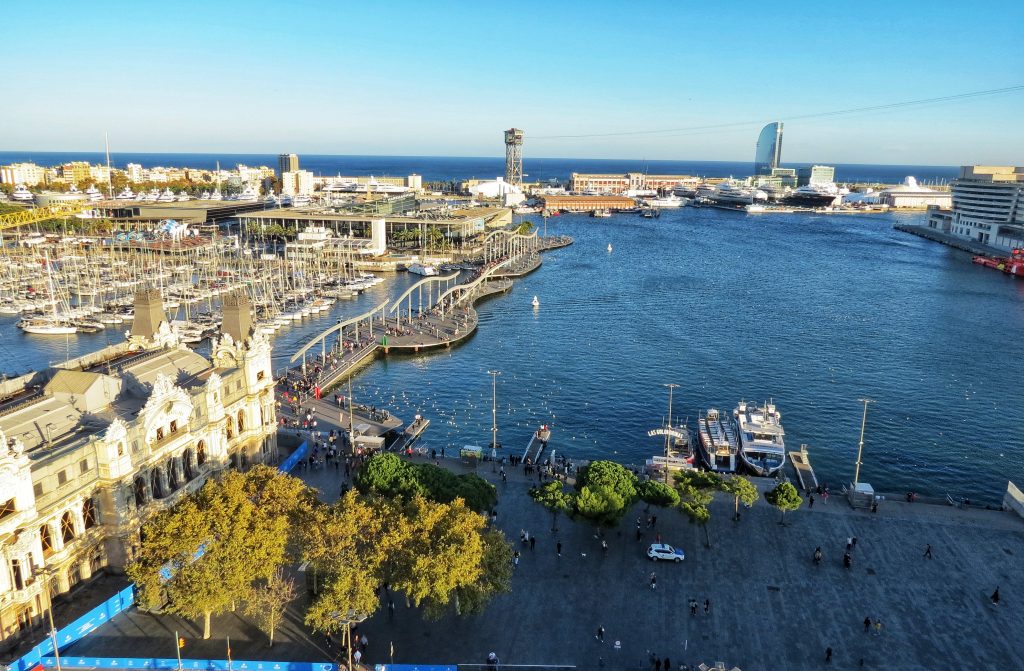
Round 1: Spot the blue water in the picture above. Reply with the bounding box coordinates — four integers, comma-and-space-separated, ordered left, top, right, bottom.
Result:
0, 151, 959, 185
1, 159, 1017, 502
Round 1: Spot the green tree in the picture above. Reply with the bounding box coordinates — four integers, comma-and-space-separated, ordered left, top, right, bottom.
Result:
244, 568, 297, 647
636, 480, 681, 508
674, 470, 723, 548
765, 482, 804, 525
127, 469, 305, 639
573, 460, 638, 526
442, 528, 513, 617
355, 453, 496, 513
514, 221, 535, 235
530, 480, 573, 532
720, 475, 759, 522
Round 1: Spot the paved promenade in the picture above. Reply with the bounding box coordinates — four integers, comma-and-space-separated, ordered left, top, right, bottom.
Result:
59, 453, 1024, 671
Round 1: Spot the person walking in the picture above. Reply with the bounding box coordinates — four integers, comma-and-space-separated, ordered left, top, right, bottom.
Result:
596, 625, 605, 642
825, 647, 833, 663
663, 657, 670, 671
689, 599, 698, 616
813, 547, 822, 565
846, 537, 853, 551
530, 536, 536, 551
873, 619, 883, 637
556, 541, 562, 557
808, 494, 814, 508
991, 587, 1000, 605
923, 544, 932, 559
863, 616, 871, 632
650, 572, 657, 590
655, 658, 662, 671
704, 598, 711, 615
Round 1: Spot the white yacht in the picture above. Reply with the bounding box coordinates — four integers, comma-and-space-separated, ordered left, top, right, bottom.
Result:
84, 185, 103, 202
291, 193, 310, 207
236, 185, 259, 202
11, 184, 34, 202
176, 191, 191, 202
157, 188, 176, 202
711, 182, 768, 208
407, 263, 438, 276
116, 186, 136, 200
278, 193, 293, 206
209, 188, 223, 201
732, 401, 786, 477
645, 194, 686, 208
143, 188, 160, 202
199, 190, 211, 200
695, 408, 739, 473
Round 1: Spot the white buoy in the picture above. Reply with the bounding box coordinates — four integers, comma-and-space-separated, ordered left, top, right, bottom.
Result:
607, 243, 613, 252
532, 295, 540, 307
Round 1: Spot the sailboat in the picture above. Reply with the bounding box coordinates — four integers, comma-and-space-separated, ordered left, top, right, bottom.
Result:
18, 252, 78, 334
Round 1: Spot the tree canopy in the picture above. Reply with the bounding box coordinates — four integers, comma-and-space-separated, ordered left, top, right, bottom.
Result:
765, 481, 804, 525
637, 480, 681, 508
721, 475, 759, 521
573, 460, 639, 526
355, 452, 497, 512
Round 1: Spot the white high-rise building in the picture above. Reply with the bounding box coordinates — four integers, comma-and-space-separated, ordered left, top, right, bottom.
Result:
0, 162, 47, 186
125, 163, 143, 183
928, 165, 1024, 251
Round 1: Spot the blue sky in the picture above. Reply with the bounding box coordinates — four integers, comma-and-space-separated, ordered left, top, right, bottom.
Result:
1, 0, 1022, 164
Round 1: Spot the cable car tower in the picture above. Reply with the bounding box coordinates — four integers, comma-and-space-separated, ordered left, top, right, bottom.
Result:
504, 128, 524, 187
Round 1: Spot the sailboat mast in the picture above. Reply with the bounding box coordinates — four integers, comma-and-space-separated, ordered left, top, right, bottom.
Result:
104, 132, 113, 199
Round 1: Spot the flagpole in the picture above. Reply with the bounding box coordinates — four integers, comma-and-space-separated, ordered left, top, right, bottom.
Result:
175, 630, 183, 671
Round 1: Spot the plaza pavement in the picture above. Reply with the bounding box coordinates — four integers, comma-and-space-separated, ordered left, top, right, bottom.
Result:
60, 454, 1024, 671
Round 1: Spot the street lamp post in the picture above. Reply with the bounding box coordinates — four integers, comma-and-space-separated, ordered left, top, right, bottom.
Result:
663, 383, 679, 484
853, 398, 874, 487
487, 370, 500, 472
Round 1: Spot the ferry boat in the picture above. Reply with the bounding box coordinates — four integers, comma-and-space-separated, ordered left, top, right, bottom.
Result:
696, 408, 739, 472
732, 401, 786, 476
646, 422, 696, 477
11, 184, 34, 202
407, 263, 438, 276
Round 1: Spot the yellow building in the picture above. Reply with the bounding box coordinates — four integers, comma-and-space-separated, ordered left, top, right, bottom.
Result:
570, 172, 700, 195
0, 291, 277, 654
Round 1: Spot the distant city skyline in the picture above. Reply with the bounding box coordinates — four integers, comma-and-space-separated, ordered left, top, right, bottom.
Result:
2, 1, 1022, 164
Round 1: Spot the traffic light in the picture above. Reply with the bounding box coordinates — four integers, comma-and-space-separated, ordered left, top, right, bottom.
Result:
178, 637, 186, 649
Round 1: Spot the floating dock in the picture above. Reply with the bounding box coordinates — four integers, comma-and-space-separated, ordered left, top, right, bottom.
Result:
391, 417, 431, 453
789, 445, 818, 492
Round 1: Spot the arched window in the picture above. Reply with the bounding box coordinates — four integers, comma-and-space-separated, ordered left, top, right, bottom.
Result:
183, 449, 196, 480
197, 440, 207, 466
150, 469, 163, 500
60, 512, 76, 544
226, 417, 234, 440
40, 524, 54, 556
237, 410, 245, 433
83, 498, 97, 529
165, 457, 177, 490
259, 406, 266, 426
134, 476, 148, 506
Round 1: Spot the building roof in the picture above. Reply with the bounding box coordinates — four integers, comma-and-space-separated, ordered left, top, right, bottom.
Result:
122, 348, 212, 389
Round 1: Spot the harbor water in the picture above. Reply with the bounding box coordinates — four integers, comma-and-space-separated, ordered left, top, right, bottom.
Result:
3, 208, 1021, 503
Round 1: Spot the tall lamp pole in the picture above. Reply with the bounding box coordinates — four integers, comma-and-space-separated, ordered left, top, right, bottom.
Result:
663, 383, 679, 484
488, 370, 500, 471
853, 398, 874, 487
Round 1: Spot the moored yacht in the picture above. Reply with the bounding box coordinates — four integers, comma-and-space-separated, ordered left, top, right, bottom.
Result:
407, 262, 438, 276
732, 401, 786, 476
157, 187, 176, 202
291, 193, 310, 207
645, 193, 686, 208
116, 186, 136, 200
236, 185, 260, 201
85, 185, 103, 202
711, 182, 768, 208
695, 408, 739, 472
11, 184, 34, 202
783, 183, 841, 208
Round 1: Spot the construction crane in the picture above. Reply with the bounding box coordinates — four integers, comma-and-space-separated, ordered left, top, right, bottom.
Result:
0, 202, 97, 232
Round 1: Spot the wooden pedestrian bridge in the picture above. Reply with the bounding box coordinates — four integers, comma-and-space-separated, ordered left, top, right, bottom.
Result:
288, 231, 566, 392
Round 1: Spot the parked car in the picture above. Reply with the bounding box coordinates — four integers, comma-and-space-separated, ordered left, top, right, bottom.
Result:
647, 543, 685, 562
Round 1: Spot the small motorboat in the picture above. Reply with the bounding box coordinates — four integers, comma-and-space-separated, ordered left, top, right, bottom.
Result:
532, 296, 539, 308
607, 244, 613, 253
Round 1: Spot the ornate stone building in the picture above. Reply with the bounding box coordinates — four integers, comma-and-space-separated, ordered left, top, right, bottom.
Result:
0, 290, 276, 654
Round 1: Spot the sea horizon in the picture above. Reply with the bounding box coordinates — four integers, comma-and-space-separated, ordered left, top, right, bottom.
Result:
0, 151, 960, 185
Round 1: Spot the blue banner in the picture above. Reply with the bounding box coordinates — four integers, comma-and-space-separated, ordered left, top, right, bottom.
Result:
14, 586, 135, 671
373, 666, 456, 671
39, 658, 339, 671
278, 440, 309, 474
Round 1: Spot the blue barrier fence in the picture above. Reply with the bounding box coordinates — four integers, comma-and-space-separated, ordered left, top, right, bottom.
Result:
278, 440, 309, 474
38, 657, 339, 671
13, 586, 135, 671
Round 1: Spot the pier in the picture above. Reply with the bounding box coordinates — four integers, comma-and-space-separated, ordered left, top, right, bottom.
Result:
523, 425, 552, 463
788, 444, 818, 492
894, 223, 1008, 257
